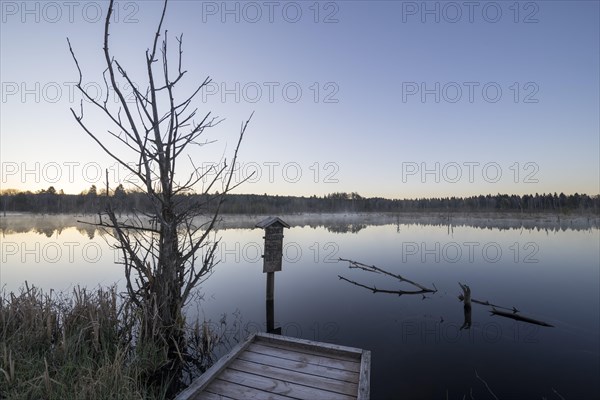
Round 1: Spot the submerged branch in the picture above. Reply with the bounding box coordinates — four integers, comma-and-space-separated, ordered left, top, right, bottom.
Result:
490, 308, 554, 327
340, 257, 435, 292
338, 275, 432, 296
459, 282, 472, 330
458, 283, 553, 328
338, 258, 437, 296
460, 296, 520, 313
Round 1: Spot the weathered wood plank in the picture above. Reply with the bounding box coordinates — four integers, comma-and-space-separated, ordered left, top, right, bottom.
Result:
256, 333, 363, 361
254, 340, 360, 363
238, 350, 359, 383
175, 334, 257, 400
248, 343, 361, 373
229, 358, 358, 396
177, 333, 370, 400
219, 368, 356, 400
191, 390, 235, 400
254, 340, 360, 364
357, 350, 371, 400
205, 379, 294, 400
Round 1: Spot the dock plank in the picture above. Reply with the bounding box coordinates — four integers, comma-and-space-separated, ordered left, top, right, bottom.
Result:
175, 333, 370, 400
190, 390, 235, 400
238, 350, 359, 383
248, 343, 361, 373
228, 358, 358, 396
357, 351, 371, 400
219, 368, 356, 400
255, 335, 362, 362
176, 335, 256, 399
204, 378, 294, 400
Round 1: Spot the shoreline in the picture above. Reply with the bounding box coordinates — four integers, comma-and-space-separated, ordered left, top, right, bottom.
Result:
1, 210, 598, 233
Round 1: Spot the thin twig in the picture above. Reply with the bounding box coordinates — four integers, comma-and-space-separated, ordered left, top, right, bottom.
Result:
474, 369, 499, 400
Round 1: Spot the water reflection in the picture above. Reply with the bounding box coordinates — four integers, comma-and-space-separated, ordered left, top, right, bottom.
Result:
459, 283, 472, 330
1, 212, 598, 237
0, 215, 100, 239
326, 223, 366, 234
77, 225, 97, 240
1, 213, 599, 398
338, 259, 556, 331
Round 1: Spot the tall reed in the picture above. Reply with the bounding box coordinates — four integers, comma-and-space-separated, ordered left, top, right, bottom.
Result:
0, 283, 230, 399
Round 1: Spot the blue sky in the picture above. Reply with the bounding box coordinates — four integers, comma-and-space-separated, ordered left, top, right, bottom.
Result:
1, 0, 599, 198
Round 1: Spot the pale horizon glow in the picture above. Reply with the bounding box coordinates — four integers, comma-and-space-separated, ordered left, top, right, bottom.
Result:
1, 1, 599, 199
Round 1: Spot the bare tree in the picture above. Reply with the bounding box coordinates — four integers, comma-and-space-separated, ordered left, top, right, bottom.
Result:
67, 0, 251, 394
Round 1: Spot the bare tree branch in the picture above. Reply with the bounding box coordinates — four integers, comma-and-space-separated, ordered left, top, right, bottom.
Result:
338, 257, 437, 293
337, 275, 433, 296
67, 0, 253, 394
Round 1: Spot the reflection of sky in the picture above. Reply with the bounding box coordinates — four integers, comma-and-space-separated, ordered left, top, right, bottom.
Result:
0, 227, 123, 291
1, 1, 599, 197
2, 219, 599, 397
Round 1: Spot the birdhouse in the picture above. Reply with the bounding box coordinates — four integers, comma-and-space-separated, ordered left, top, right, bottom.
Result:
255, 217, 290, 273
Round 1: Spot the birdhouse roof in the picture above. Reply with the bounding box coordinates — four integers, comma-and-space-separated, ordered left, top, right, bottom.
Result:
255, 216, 290, 229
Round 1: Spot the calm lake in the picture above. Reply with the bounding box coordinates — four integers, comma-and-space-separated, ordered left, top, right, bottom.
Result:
1, 213, 599, 399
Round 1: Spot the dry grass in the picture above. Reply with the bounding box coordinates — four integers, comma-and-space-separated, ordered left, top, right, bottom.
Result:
0, 283, 227, 399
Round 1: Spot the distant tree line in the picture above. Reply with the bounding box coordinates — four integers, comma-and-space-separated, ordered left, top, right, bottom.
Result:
1, 188, 598, 215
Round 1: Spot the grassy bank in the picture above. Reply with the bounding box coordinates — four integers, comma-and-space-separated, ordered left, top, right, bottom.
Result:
0, 284, 225, 399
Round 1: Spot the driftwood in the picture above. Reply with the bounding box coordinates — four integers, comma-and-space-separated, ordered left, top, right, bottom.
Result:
340, 258, 435, 292
459, 283, 472, 330
458, 293, 519, 313
337, 276, 434, 296
458, 283, 553, 328
337, 260, 554, 328
490, 308, 554, 327
338, 258, 437, 296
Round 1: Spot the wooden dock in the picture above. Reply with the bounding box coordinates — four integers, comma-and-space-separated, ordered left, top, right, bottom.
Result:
175, 332, 371, 400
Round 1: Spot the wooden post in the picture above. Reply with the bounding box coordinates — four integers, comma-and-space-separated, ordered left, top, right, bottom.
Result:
256, 217, 289, 335
266, 271, 274, 302
266, 296, 281, 334
265, 271, 280, 334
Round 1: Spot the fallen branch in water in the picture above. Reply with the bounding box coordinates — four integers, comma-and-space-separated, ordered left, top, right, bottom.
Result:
490, 308, 554, 327
458, 294, 519, 313
340, 258, 436, 292
459, 283, 472, 330
337, 258, 437, 296
457, 283, 553, 328
338, 275, 434, 296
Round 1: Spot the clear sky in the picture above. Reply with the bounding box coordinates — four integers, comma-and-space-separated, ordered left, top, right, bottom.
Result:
1, 0, 599, 198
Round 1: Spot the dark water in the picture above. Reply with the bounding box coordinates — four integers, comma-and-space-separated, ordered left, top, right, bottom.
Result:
2, 214, 599, 399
